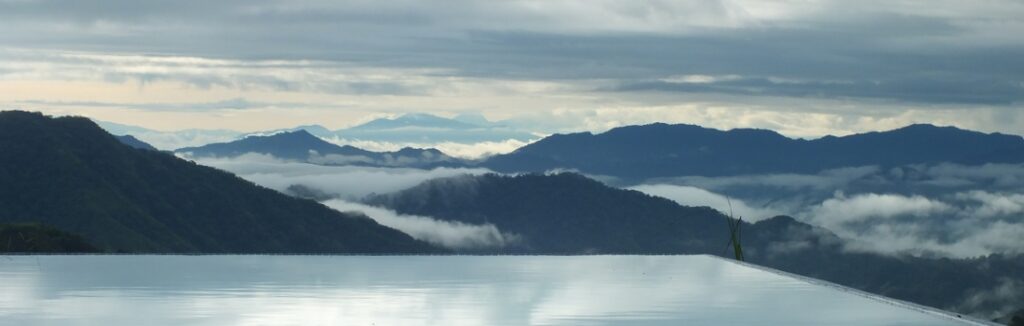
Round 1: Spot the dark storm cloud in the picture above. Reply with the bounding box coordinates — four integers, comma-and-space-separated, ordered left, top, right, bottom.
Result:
1, 0, 1023, 105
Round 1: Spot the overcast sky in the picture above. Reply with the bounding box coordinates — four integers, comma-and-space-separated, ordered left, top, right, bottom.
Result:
2, 0, 1023, 137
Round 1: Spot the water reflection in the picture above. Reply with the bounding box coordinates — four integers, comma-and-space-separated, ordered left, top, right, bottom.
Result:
0, 255, 977, 325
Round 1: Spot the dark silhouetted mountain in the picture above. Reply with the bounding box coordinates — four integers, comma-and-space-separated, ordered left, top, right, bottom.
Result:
176, 130, 464, 168
0, 223, 99, 253
370, 173, 726, 254
0, 111, 439, 253
367, 172, 1024, 318
348, 113, 479, 131
243, 124, 336, 139
177, 130, 359, 160
483, 123, 1024, 179
115, 134, 158, 151
335, 113, 538, 143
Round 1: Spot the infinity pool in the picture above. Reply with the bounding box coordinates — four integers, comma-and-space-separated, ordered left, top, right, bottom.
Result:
0, 255, 989, 325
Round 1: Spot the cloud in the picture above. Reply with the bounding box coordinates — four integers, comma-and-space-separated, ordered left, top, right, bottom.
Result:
636, 163, 1024, 258
628, 184, 779, 221
955, 191, 1024, 218
321, 199, 516, 250
323, 138, 534, 160
95, 119, 244, 150
305, 152, 376, 166
836, 221, 1024, 258
4, 1, 1024, 137
805, 192, 1024, 258
192, 153, 514, 249
192, 153, 491, 200
809, 192, 953, 225
956, 278, 1024, 319
655, 166, 881, 191
614, 74, 1024, 105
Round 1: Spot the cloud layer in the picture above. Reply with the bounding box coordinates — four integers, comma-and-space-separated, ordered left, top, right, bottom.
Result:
3, 0, 1024, 137
628, 184, 779, 221
631, 163, 1024, 258
322, 200, 515, 250
192, 153, 513, 249
193, 153, 491, 200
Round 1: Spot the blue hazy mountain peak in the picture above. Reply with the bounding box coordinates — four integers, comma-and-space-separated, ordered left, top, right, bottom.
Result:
346, 113, 480, 131
452, 112, 497, 126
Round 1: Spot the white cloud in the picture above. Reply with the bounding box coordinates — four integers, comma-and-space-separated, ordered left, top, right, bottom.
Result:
809, 192, 954, 225
657, 166, 880, 191
322, 199, 516, 250
955, 191, 1024, 218
112, 128, 241, 150
800, 191, 1024, 258
839, 221, 1024, 258
305, 152, 376, 166
193, 153, 491, 200
956, 278, 1024, 319
632, 163, 1024, 259
628, 184, 780, 221
192, 153, 513, 249
321, 137, 535, 160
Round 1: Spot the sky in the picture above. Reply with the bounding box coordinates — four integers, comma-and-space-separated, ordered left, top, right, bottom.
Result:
2, 0, 1024, 138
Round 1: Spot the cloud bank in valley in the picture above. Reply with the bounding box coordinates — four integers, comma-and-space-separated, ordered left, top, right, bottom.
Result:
193, 153, 491, 200
195, 152, 1024, 257
322, 200, 515, 250
628, 184, 779, 222
192, 153, 512, 249
322, 137, 534, 160
631, 163, 1024, 258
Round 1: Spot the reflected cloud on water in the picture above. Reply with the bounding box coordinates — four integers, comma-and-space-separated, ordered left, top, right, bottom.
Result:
0, 255, 977, 325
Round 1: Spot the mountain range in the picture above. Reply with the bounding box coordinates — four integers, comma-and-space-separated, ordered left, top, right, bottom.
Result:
0, 111, 438, 253
176, 130, 465, 168
158, 119, 1024, 179
335, 113, 537, 144
8, 110, 1024, 322
99, 113, 539, 151
482, 123, 1024, 179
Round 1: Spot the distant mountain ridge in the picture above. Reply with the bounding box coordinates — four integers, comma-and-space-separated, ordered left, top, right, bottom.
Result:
482, 123, 1024, 179
335, 113, 538, 144
97, 120, 242, 150
348, 113, 479, 131
115, 134, 158, 151
176, 130, 464, 168
0, 111, 438, 253
100, 113, 539, 152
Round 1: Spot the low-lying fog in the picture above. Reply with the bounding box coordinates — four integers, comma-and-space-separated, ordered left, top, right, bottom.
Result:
196, 154, 1024, 258
632, 164, 1024, 258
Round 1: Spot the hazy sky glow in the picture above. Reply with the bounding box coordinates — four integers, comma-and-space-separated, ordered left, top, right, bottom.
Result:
2, 0, 1023, 137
